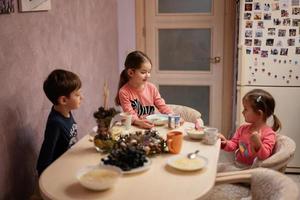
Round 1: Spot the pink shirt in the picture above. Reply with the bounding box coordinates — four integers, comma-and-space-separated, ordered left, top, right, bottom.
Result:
222, 124, 276, 165
118, 82, 173, 122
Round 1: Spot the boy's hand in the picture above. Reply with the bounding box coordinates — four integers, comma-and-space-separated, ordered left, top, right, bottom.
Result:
250, 131, 262, 151
218, 133, 227, 146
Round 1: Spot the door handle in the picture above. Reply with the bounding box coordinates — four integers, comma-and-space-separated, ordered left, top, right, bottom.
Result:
210, 57, 221, 63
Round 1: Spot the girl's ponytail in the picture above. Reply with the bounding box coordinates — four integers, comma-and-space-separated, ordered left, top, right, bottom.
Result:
115, 69, 129, 106
272, 114, 282, 132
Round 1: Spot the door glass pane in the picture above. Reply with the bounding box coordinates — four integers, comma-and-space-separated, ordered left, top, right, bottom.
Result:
159, 29, 211, 71
158, 0, 212, 13
159, 85, 210, 125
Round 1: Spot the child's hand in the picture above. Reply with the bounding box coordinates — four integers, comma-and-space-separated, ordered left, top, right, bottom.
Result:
218, 133, 227, 145
194, 118, 203, 130
250, 131, 262, 151
179, 118, 185, 125
133, 119, 154, 129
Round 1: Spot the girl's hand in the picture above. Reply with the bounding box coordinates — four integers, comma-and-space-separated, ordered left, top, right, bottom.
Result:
180, 118, 185, 125
194, 119, 203, 130
133, 119, 154, 129
250, 131, 262, 151
218, 133, 227, 145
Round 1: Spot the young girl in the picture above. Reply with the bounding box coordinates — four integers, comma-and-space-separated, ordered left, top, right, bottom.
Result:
218, 89, 281, 170
115, 51, 173, 129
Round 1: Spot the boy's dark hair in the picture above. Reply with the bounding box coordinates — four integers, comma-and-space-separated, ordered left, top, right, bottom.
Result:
43, 69, 82, 105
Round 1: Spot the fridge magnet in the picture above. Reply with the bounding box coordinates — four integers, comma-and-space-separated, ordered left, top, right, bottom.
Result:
289, 29, 296, 36
296, 47, 300, 54
254, 2, 260, 10
292, 19, 300, 26
283, 18, 291, 26
292, 7, 300, 15
266, 39, 274, 46
257, 21, 264, 28
280, 0, 289, 9
246, 48, 252, 54
276, 40, 283, 47
271, 49, 279, 55
280, 48, 288, 56
245, 30, 253, 38
261, 50, 268, 58
292, 0, 300, 6
254, 39, 262, 46
268, 28, 276, 35
264, 3, 271, 11
263, 13, 272, 20
245, 39, 253, 46
255, 30, 263, 37
18, 0, 51, 12
287, 38, 295, 46
245, 3, 253, 11
244, 13, 252, 20
245, 21, 253, 28
278, 29, 286, 37
0, 0, 14, 14
273, 18, 281, 25
253, 47, 261, 54
281, 10, 289, 17
272, 3, 280, 10
254, 12, 262, 20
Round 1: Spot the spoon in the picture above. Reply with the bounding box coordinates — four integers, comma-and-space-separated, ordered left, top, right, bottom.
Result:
187, 150, 200, 159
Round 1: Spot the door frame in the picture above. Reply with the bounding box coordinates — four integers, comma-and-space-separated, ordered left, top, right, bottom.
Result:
135, 0, 236, 136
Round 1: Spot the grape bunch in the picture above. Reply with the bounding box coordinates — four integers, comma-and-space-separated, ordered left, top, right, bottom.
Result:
101, 145, 147, 171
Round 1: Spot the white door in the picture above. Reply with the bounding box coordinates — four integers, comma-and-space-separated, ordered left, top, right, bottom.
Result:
143, 0, 225, 129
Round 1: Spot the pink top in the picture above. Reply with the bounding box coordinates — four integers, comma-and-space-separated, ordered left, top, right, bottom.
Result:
222, 124, 276, 165
118, 82, 173, 122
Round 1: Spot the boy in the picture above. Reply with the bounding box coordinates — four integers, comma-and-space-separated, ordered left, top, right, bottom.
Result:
36, 69, 83, 176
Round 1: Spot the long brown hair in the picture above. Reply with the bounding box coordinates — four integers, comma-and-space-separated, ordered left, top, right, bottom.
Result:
243, 89, 281, 131
115, 51, 152, 105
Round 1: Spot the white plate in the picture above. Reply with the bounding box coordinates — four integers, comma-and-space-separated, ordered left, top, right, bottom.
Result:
101, 158, 152, 174
146, 114, 168, 126
167, 154, 208, 171
185, 128, 205, 140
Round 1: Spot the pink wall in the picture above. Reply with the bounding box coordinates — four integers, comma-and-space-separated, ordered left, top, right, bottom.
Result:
0, 0, 119, 198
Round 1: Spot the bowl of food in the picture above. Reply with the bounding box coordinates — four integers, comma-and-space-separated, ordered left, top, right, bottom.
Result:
146, 114, 168, 126
185, 128, 205, 140
77, 165, 122, 191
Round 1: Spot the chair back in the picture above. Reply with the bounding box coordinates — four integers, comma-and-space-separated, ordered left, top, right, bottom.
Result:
252, 134, 296, 172
167, 104, 203, 123
206, 168, 299, 200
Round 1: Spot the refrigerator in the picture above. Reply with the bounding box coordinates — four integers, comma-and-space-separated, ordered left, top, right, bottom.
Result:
236, 0, 300, 173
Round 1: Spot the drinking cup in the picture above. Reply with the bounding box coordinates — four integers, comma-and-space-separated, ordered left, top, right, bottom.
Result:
167, 131, 183, 154
120, 112, 132, 130
203, 127, 218, 145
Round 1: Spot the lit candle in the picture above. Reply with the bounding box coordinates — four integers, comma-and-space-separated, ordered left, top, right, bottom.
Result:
103, 81, 109, 110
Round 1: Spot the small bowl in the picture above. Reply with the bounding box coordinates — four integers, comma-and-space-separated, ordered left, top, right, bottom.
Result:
185, 128, 205, 140
77, 165, 122, 191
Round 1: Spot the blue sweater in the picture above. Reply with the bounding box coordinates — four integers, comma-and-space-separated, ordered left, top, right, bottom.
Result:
37, 107, 78, 176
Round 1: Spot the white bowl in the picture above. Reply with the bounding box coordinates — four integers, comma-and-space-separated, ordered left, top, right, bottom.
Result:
146, 114, 168, 126
185, 128, 205, 140
77, 165, 122, 191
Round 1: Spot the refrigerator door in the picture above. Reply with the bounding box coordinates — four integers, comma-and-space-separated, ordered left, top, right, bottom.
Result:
237, 86, 300, 173
237, 0, 300, 87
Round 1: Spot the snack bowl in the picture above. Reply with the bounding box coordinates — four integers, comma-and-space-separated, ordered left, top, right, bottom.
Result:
146, 114, 168, 126
185, 128, 205, 140
77, 165, 122, 191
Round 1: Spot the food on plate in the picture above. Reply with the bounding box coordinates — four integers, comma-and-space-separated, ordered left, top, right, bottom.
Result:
188, 129, 204, 135
77, 166, 121, 190
168, 156, 207, 171
101, 145, 148, 171
146, 114, 168, 125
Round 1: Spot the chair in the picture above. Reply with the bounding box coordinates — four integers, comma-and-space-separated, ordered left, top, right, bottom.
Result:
167, 104, 204, 124
200, 168, 299, 200
218, 134, 296, 173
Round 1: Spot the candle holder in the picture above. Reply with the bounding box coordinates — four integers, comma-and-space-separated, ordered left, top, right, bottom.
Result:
93, 106, 119, 152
